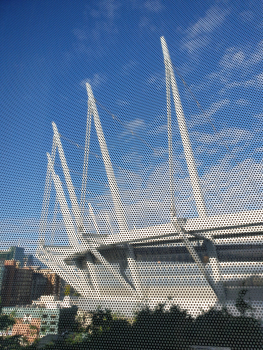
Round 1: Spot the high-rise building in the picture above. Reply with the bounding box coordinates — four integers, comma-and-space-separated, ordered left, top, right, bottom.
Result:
0, 262, 61, 306
0, 260, 5, 294
32, 268, 61, 298
1, 260, 16, 307
1, 261, 33, 307
0, 247, 24, 266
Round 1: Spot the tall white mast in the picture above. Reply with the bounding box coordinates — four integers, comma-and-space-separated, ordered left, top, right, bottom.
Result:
161, 36, 207, 217
52, 122, 84, 231
85, 83, 143, 299
86, 83, 129, 233
47, 152, 80, 250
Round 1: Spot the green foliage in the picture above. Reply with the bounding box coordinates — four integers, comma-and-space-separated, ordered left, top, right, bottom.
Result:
22, 298, 263, 350
193, 307, 263, 350
0, 334, 23, 349
58, 306, 79, 334
235, 288, 253, 315
64, 284, 71, 296
0, 314, 15, 332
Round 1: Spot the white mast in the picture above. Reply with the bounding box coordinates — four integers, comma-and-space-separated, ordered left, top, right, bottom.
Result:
86, 83, 129, 233
86, 83, 143, 299
52, 122, 84, 231
47, 152, 80, 250
161, 36, 207, 217
88, 203, 100, 235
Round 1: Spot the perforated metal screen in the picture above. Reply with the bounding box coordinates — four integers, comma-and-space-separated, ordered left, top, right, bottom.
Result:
1, 1, 263, 349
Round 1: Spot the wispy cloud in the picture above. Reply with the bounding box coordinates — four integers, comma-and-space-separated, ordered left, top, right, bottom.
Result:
191, 39, 263, 96
80, 73, 107, 89
116, 99, 129, 106
188, 99, 230, 129
143, 0, 164, 13
146, 72, 165, 89
192, 127, 253, 146
239, 10, 254, 22
235, 98, 250, 106
182, 5, 229, 54
120, 118, 146, 137
72, 0, 122, 57
148, 123, 167, 135
89, 0, 121, 20
120, 60, 137, 75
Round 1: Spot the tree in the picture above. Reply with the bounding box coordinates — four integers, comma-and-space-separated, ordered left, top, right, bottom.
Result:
0, 297, 16, 332
0, 297, 24, 349
235, 288, 253, 316
64, 284, 71, 296
58, 306, 79, 334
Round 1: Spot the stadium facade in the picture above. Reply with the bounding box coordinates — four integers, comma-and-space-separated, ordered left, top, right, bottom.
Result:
36, 37, 263, 319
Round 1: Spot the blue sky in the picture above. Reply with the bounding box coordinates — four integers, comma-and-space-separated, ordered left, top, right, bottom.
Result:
1, 0, 263, 252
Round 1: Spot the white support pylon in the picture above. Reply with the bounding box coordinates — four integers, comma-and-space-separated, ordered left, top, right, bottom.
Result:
38, 136, 57, 248
81, 102, 92, 217
47, 153, 80, 250
161, 36, 225, 304
86, 83, 143, 299
165, 57, 176, 218
88, 203, 100, 235
52, 122, 84, 233
161, 36, 206, 218
47, 152, 134, 297
86, 83, 128, 233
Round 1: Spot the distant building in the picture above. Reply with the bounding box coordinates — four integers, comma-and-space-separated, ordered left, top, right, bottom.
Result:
23, 254, 34, 267
30, 273, 48, 301
1, 305, 60, 340
0, 260, 5, 293
1, 296, 79, 341
31, 268, 61, 298
0, 246, 25, 266
32, 295, 78, 309
1, 260, 17, 307
0, 262, 61, 306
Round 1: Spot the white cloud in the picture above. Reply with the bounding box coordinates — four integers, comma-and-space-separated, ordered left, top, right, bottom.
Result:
116, 99, 129, 106
188, 39, 263, 97
89, 0, 121, 21
120, 60, 137, 75
146, 72, 165, 89
138, 16, 157, 32
72, 1, 122, 57
257, 71, 263, 85
188, 99, 230, 129
80, 73, 107, 89
219, 49, 246, 69
144, 0, 163, 13
148, 123, 167, 135
192, 127, 253, 146
120, 118, 146, 137
182, 5, 229, 54
235, 98, 250, 106
182, 36, 210, 55
239, 10, 254, 22
218, 42, 263, 71
186, 6, 229, 38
